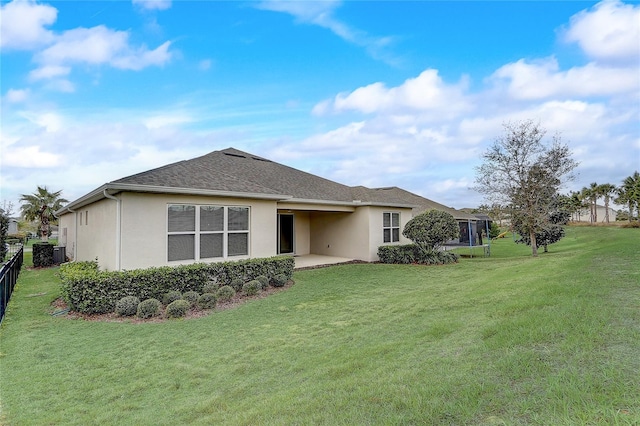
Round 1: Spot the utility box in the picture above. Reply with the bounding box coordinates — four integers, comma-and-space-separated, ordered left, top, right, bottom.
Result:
53, 246, 66, 264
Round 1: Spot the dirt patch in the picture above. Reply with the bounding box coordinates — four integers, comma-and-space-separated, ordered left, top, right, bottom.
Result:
51, 280, 295, 324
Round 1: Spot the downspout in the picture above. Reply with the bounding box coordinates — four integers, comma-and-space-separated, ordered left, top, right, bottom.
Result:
103, 190, 122, 271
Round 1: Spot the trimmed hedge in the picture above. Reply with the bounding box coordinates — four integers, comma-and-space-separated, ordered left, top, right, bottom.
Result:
378, 244, 459, 265
59, 256, 295, 314
33, 243, 54, 268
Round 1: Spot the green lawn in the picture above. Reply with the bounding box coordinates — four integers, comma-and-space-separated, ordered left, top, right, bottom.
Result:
1, 226, 638, 425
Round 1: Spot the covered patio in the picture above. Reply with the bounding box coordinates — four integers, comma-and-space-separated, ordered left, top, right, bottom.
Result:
293, 254, 356, 269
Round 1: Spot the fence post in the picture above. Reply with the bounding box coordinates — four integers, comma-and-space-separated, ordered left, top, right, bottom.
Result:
0, 247, 24, 324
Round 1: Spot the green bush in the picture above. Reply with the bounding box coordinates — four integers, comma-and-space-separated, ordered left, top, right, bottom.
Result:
163, 290, 182, 306
230, 278, 244, 292
255, 275, 269, 290
202, 281, 219, 294
271, 274, 288, 287
216, 285, 235, 302
58, 256, 294, 314
137, 298, 161, 319
33, 243, 54, 268
197, 293, 217, 310
377, 244, 458, 265
115, 296, 140, 317
166, 299, 190, 318
243, 280, 261, 296
183, 291, 200, 306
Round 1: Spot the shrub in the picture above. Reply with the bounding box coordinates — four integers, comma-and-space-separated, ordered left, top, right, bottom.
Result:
378, 244, 458, 265
33, 243, 55, 268
271, 274, 288, 287
137, 298, 161, 319
58, 256, 294, 314
230, 278, 244, 292
115, 296, 140, 317
243, 280, 261, 296
197, 293, 217, 310
216, 285, 235, 302
163, 290, 182, 306
403, 210, 459, 252
183, 291, 200, 307
255, 275, 269, 290
166, 299, 190, 318
202, 281, 219, 294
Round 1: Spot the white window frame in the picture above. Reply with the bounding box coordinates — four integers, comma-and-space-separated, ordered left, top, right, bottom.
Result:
383, 212, 400, 243
167, 204, 250, 262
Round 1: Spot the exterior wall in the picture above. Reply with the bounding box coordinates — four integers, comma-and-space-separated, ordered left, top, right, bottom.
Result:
118, 193, 278, 270
58, 198, 118, 269
309, 206, 412, 262
366, 206, 412, 260
58, 212, 75, 260
575, 206, 618, 223
292, 211, 310, 256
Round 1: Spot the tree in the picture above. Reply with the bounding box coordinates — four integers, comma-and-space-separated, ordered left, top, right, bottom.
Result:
616, 171, 640, 222
19, 186, 68, 242
474, 120, 578, 257
513, 195, 570, 253
402, 210, 459, 254
0, 207, 8, 261
597, 183, 617, 224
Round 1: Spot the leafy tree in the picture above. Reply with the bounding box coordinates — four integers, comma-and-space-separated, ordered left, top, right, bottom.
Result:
513, 195, 570, 253
616, 171, 640, 222
402, 210, 459, 254
474, 120, 578, 256
19, 186, 68, 242
0, 208, 8, 261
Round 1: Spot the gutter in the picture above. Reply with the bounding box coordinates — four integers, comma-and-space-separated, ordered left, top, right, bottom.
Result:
103, 189, 122, 271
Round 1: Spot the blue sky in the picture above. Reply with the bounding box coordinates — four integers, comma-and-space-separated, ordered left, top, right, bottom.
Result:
1, 0, 639, 212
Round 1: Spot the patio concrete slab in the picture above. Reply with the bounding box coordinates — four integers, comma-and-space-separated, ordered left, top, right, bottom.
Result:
294, 254, 355, 269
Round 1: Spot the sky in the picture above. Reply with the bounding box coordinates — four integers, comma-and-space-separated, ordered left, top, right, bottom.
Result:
1, 0, 639, 213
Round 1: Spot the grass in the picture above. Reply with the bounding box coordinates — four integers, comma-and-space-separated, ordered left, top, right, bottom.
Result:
0, 226, 638, 425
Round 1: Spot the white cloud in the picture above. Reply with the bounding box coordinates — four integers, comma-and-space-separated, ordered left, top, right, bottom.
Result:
132, 0, 172, 11
34, 26, 172, 73
0, 0, 57, 50
316, 70, 471, 118
490, 57, 639, 100
28, 64, 71, 81
2, 145, 61, 168
563, 0, 640, 64
5, 89, 30, 103
257, 0, 398, 64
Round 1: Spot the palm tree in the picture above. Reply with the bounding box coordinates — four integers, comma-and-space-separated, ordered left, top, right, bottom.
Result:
19, 186, 68, 242
616, 172, 640, 222
588, 182, 600, 223
597, 183, 617, 224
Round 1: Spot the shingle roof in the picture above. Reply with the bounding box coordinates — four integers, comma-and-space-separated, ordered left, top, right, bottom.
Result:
113, 147, 356, 202
83, 147, 473, 220
351, 186, 477, 220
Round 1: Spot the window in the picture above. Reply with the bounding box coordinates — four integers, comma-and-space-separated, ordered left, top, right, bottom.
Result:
383, 212, 400, 243
167, 204, 249, 261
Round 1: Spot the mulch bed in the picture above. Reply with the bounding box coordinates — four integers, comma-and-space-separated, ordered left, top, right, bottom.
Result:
51, 280, 296, 324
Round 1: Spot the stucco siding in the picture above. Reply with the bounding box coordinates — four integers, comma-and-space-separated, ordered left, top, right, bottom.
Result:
118, 193, 278, 270
309, 208, 372, 260
66, 198, 118, 270
366, 206, 413, 261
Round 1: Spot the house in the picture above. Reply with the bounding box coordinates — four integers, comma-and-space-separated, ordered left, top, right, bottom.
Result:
574, 204, 618, 223
56, 148, 479, 271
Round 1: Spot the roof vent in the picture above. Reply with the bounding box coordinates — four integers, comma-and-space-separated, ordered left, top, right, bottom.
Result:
224, 153, 246, 159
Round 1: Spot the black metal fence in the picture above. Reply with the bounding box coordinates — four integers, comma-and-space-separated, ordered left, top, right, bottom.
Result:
1, 247, 24, 324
